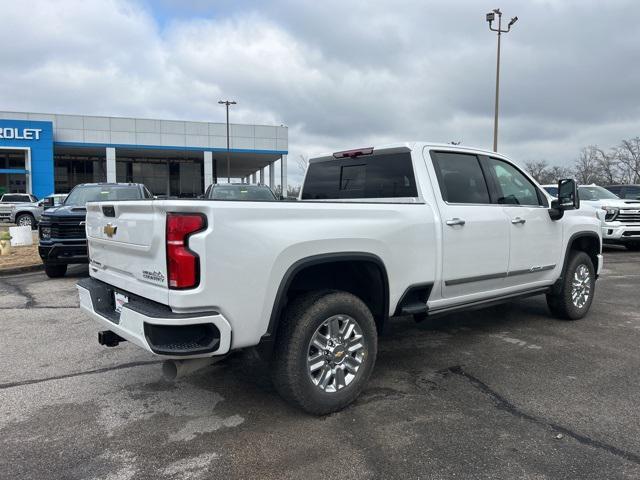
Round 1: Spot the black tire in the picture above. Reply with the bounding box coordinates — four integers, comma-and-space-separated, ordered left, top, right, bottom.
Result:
271, 290, 378, 415
44, 263, 67, 278
625, 242, 640, 251
15, 213, 35, 229
546, 251, 595, 320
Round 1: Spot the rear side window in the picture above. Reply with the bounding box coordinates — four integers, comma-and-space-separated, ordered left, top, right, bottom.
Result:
301, 152, 418, 200
430, 152, 491, 204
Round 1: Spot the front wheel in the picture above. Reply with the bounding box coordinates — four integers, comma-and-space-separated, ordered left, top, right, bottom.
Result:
16, 213, 35, 229
44, 263, 67, 278
271, 290, 378, 415
546, 251, 595, 320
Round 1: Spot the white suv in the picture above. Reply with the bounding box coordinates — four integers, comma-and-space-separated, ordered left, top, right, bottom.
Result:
544, 184, 640, 250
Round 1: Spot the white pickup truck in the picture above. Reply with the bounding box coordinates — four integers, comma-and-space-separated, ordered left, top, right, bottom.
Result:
78, 143, 603, 414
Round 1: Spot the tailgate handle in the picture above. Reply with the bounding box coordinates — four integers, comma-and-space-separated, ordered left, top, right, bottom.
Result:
102, 205, 115, 217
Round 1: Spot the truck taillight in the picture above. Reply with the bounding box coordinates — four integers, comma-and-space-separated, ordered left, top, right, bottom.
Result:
166, 213, 206, 289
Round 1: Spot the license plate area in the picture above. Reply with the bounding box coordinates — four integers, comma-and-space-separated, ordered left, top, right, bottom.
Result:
114, 292, 129, 314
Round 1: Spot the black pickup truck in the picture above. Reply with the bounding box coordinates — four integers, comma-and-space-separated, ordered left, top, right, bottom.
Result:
38, 183, 151, 278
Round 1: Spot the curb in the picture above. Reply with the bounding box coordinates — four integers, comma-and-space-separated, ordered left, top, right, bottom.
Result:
0, 263, 44, 277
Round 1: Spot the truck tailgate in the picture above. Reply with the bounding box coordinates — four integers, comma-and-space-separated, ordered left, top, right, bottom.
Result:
86, 201, 170, 305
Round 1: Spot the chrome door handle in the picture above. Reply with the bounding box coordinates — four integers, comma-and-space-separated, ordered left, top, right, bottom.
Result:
511, 217, 526, 225
446, 218, 466, 226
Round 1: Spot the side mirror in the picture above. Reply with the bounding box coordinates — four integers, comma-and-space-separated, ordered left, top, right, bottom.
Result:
549, 178, 579, 220
42, 197, 54, 209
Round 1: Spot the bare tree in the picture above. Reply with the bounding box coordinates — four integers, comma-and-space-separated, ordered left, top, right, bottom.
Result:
547, 165, 573, 183
573, 146, 604, 185
524, 160, 550, 183
593, 146, 620, 185
616, 137, 640, 183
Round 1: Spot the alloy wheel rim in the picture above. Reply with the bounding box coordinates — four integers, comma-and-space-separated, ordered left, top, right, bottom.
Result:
571, 264, 591, 309
306, 314, 366, 393
18, 217, 32, 226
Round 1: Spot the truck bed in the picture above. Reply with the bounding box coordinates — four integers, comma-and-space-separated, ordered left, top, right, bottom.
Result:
85, 199, 437, 349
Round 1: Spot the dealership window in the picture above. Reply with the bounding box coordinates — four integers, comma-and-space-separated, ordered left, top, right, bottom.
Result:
54, 153, 107, 193
0, 149, 28, 195
116, 156, 204, 198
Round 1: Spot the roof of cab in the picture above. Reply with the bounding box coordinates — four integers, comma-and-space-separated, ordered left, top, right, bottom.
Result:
308, 142, 509, 164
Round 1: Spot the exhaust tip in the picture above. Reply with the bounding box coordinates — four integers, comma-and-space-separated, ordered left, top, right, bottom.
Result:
162, 360, 179, 381
162, 357, 225, 381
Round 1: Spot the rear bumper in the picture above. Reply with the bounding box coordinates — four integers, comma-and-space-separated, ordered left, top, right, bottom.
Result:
77, 277, 231, 359
602, 224, 640, 244
39, 242, 88, 264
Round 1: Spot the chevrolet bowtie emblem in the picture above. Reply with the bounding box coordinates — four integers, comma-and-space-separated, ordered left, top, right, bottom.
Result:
103, 223, 117, 238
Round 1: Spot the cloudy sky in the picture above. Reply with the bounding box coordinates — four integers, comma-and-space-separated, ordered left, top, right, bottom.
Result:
1, 0, 639, 184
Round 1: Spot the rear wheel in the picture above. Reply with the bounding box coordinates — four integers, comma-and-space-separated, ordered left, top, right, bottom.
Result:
546, 251, 595, 320
16, 213, 35, 229
271, 290, 378, 415
44, 263, 67, 278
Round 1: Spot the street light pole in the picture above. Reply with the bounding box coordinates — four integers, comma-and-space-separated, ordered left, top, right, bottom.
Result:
486, 9, 517, 152
218, 100, 237, 182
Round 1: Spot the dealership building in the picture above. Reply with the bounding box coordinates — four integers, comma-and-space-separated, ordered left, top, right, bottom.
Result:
0, 111, 288, 199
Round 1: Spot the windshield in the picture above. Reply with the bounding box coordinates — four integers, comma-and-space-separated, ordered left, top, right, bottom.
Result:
209, 185, 276, 201
64, 185, 143, 206
578, 186, 619, 201
2, 194, 34, 202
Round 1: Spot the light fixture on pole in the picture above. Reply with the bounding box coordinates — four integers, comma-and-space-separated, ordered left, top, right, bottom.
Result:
486, 9, 518, 152
218, 100, 237, 182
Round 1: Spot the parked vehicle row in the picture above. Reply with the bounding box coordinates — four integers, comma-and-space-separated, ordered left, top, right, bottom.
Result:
38, 183, 152, 278
36, 182, 279, 278
0, 193, 38, 224
76, 142, 603, 414
543, 184, 640, 250
0, 193, 68, 228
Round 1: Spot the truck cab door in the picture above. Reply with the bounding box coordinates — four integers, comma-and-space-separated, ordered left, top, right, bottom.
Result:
428, 151, 510, 300
480, 156, 562, 287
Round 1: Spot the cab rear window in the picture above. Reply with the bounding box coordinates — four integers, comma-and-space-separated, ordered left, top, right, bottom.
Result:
302, 152, 418, 200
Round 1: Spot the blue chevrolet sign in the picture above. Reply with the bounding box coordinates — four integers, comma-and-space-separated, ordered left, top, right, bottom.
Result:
0, 119, 54, 198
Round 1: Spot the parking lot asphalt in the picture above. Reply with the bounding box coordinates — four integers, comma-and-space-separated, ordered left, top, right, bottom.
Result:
1, 250, 639, 480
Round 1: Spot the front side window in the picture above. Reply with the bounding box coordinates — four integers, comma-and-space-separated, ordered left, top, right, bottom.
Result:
488, 158, 541, 206
430, 152, 491, 204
